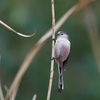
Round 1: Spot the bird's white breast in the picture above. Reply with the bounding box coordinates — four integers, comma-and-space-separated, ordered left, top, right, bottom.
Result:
54, 38, 70, 62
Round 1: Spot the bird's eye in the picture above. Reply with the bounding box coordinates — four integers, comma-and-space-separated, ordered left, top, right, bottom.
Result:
61, 33, 63, 35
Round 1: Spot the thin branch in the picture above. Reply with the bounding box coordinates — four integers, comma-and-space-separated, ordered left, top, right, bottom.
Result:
0, 82, 4, 100
83, 6, 100, 72
5, 0, 94, 99
32, 94, 37, 100
46, 0, 55, 100
4, 84, 19, 100
0, 20, 35, 37
4, 85, 9, 93
0, 59, 4, 100
10, 82, 20, 100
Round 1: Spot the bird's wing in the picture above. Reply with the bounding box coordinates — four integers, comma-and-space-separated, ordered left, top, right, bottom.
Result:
63, 53, 70, 71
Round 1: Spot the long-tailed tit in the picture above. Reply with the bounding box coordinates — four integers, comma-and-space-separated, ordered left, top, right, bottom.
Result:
54, 31, 71, 92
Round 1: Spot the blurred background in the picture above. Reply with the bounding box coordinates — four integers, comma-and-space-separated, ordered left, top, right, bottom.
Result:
0, 0, 100, 100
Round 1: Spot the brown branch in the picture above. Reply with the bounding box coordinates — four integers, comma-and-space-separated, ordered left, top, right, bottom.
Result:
46, 0, 55, 100
83, 6, 100, 72
0, 82, 4, 100
5, 0, 94, 99
0, 20, 35, 37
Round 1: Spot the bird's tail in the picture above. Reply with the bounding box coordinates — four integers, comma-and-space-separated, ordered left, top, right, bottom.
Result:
58, 64, 64, 93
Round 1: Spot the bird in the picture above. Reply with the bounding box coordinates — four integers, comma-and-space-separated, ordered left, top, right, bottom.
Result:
54, 31, 71, 92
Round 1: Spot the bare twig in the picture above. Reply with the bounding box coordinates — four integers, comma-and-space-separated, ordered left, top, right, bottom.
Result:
32, 94, 37, 100
10, 82, 20, 100
0, 82, 4, 100
4, 85, 9, 93
83, 7, 100, 72
46, 0, 55, 100
0, 20, 35, 37
4, 84, 19, 100
0, 59, 4, 100
5, 0, 94, 99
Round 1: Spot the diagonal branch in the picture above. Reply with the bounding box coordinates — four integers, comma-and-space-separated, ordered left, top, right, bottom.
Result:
83, 6, 100, 72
